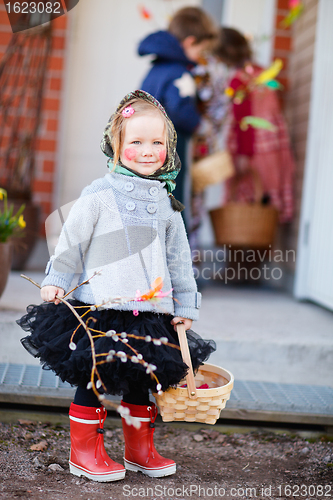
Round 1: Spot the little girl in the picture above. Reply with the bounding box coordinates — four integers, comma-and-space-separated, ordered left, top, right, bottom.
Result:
215, 28, 295, 223
18, 90, 215, 482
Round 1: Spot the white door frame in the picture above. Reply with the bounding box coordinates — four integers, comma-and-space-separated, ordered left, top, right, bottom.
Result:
294, 0, 333, 311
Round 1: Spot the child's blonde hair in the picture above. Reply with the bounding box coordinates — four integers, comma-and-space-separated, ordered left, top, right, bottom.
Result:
108, 98, 173, 170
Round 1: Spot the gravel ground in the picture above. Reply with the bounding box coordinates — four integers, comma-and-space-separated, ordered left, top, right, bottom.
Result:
0, 411, 332, 500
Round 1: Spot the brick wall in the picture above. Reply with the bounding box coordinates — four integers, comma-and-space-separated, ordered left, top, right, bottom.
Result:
270, 0, 318, 276
0, 4, 68, 233
271, 0, 295, 101
283, 0, 318, 270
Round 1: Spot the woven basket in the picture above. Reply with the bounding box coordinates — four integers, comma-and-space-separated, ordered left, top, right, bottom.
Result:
191, 150, 235, 194
210, 203, 278, 248
209, 169, 278, 248
153, 324, 234, 425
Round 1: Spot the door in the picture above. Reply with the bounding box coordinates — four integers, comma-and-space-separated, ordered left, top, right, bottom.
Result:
294, 0, 333, 310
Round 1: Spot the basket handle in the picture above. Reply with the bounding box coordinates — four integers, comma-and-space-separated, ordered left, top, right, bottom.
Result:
176, 323, 197, 399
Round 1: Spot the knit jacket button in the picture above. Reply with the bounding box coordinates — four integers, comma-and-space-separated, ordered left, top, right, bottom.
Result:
147, 203, 157, 214
124, 182, 134, 192
126, 201, 135, 211
149, 186, 159, 196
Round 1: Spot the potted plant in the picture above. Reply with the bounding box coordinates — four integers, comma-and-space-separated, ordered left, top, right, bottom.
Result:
0, 188, 25, 298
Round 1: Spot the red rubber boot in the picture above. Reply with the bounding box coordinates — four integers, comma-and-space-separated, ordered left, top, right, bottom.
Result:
69, 403, 125, 482
121, 401, 176, 477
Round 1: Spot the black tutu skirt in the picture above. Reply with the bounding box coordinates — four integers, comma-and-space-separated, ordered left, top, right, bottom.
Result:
17, 301, 216, 396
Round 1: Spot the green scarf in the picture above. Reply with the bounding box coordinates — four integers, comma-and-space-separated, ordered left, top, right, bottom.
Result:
107, 160, 176, 194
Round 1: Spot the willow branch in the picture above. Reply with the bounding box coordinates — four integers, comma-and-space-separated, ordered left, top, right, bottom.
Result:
21, 274, 102, 398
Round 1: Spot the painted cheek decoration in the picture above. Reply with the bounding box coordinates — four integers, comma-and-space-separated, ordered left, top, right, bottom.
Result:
159, 149, 166, 164
124, 148, 137, 161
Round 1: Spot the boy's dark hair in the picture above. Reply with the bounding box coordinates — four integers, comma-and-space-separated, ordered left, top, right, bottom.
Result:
168, 7, 217, 44
214, 27, 252, 67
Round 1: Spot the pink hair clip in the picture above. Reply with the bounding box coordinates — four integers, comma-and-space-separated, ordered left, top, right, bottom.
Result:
122, 105, 135, 118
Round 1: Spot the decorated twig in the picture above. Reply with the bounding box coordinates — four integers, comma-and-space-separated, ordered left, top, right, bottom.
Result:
20, 273, 180, 421
21, 273, 109, 399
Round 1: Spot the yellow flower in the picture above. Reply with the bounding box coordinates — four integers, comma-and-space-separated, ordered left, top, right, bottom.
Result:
18, 215, 26, 228
0, 188, 7, 200
225, 87, 235, 97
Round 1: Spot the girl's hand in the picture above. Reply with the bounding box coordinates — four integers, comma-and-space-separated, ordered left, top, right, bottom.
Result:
41, 286, 65, 305
171, 317, 192, 332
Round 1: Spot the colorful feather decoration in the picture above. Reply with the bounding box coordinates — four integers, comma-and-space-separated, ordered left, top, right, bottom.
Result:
240, 116, 277, 132
280, 1, 304, 28
254, 59, 283, 85
136, 277, 173, 302
265, 79, 284, 90
138, 5, 153, 20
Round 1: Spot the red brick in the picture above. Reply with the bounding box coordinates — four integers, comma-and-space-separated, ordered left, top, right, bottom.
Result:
32, 180, 53, 193
27, 96, 39, 109
278, 0, 290, 9
43, 98, 60, 111
3, 115, 14, 128
51, 36, 65, 50
43, 160, 55, 173
5, 74, 25, 87
36, 138, 57, 152
7, 96, 21, 108
48, 56, 63, 71
46, 119, 58, 132
276, 14, 291, 30
49, 77, 62, 91
274, 36, 292, 51
0, 31, 12, 46
52, 15, 67, 30
40, 200, 52, 213
0, 11, 10, 25
30, 57, 42, 70
0, 135, 10, 148
5, 74, 14, 86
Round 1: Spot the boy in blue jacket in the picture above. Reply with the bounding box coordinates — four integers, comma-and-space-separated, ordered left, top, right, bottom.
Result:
138, 7, 217, 213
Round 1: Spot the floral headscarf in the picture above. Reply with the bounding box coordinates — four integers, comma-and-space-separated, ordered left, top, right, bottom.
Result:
100, 90, 184, 211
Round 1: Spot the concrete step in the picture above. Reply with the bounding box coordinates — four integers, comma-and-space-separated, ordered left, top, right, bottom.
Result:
195, 284, 333, 388
0, 363, 332, 426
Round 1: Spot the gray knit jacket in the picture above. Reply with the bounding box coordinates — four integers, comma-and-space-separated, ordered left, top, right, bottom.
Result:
42, 172, 201, 320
